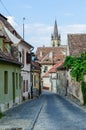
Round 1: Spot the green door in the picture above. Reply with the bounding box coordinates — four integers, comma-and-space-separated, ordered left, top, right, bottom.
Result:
12, 72, 15, 103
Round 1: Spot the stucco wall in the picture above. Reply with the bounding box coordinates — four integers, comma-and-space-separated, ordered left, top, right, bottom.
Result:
51, 79, 57, 93
0, 62, 21, 112
67, 70, 84, 104
56, 70, 67, 96
43, 77, 51, 91
41, 65, 52, 77
18, 42, 31, 99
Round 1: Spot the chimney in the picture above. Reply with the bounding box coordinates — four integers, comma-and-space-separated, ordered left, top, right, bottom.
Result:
40, 51, 42, 58
49, 51, 53, 60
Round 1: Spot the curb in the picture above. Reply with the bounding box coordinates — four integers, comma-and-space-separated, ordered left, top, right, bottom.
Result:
31, 103, 43, 130
25, 95, 45, 130
63, 95, 86, 112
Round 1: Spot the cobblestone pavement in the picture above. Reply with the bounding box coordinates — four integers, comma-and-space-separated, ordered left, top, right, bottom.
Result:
33, 93, 86, 130
0, 92, 86, 130
0, 95, 45, 130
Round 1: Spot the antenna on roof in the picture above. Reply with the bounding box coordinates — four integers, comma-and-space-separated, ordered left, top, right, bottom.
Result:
23, 17, 25, 40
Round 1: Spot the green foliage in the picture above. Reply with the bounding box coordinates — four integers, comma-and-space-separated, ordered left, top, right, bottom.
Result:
64, 52, 86, 105
81, 82, 86, 105
0, 112, 5, 118
64, 52, 86, 82
64, 56, 75, 70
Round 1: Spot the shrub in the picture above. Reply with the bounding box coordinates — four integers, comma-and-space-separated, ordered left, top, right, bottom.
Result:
81, 81, 86, 105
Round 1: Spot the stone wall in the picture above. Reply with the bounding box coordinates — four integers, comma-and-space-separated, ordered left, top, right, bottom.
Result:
67, 71, 85, 104
57, 70, 67, 96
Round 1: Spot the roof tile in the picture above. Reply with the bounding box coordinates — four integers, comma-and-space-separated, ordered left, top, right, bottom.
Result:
68, 34, 86, 56
36, 46, 67, 64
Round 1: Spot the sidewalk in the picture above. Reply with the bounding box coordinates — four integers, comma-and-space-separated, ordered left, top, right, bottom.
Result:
0, 94, 45, 130
64, 94, 86, 112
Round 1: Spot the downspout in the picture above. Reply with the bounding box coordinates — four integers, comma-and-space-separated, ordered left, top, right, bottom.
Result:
30, 47, 34, 98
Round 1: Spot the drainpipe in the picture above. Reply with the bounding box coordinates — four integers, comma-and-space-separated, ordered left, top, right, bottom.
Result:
30, 47, 34, 99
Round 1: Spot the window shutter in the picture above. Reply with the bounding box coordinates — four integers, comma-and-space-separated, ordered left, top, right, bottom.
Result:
26, 52, 31, 64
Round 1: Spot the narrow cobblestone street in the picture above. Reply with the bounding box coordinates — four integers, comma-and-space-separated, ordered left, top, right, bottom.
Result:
0, 91, 86, 130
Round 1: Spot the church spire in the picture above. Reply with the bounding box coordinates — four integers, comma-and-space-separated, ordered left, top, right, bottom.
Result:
51, 20, 61, 47
53, 20, 58, 39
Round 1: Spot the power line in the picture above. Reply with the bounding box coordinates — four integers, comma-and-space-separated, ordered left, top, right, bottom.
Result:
0, 0, 11, 16
0, 0, 26, 39
0, 0, 20, 26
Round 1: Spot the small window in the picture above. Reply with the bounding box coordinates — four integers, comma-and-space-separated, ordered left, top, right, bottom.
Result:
57, 73, 58, 79
44, 66, 48, 72
4, 71, 8, 94
26, 80, 28, 91
45, 59, 49, 61
0, 38, 3, 51
5, 44, 11, 53
26, 52, 31, 64
16, 73, 18, 89
19, 74, 21, 89
34, 75, 36, 86
53, 42, 55, 47
22, 49, 24, 64
23, 80, 25, 92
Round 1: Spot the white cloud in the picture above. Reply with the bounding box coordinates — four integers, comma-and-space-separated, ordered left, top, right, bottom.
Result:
23, 23, 53, 50
64, 13, 73, 16
7, 16, 18, 27
7, 16, 86, 50
60, 24, 86, 44
25, 23, 53, 35
23, 5, 32, 9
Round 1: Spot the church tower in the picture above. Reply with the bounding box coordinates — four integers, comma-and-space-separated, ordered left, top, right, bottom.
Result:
51, 20, 61, 47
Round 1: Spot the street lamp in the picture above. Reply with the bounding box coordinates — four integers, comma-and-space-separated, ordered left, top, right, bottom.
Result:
23, 17, 25, 39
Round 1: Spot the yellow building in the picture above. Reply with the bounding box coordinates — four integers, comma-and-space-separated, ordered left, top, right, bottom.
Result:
31, 61, 41, 97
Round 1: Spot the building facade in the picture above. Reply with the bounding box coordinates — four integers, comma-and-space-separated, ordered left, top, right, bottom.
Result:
67, 34, 86, 104
31, 61, 41, 97
0, 14, 34, 101
0, 22, 22, 112
36, 20, 67, 91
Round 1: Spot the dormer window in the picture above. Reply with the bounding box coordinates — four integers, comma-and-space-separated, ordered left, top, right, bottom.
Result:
45, 59, 49, 61
0, 37, 3, 51
13, 30, 17, 36
5, 43, 11, 53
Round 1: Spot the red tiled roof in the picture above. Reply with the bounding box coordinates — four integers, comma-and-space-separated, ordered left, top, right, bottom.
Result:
36, 46, 67, 65
0, 49, 22, 66
42, 61, 63, 77
48, 61, 63, 73
31, 61, 41, 70
68, 34, 86, 56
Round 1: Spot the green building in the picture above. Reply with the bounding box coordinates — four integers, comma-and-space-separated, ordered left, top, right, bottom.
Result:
0, 17, 22, 112
0, 58, 22, 112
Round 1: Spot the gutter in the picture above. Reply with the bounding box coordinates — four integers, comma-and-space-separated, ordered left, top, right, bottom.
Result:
0, 57, 23, 67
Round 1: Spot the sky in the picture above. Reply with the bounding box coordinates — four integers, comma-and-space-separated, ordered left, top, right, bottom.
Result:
1, 0, 86, 51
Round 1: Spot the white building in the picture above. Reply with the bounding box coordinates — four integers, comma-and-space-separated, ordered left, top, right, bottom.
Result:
0, 14, 34, 101
18, 41, 34, 100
